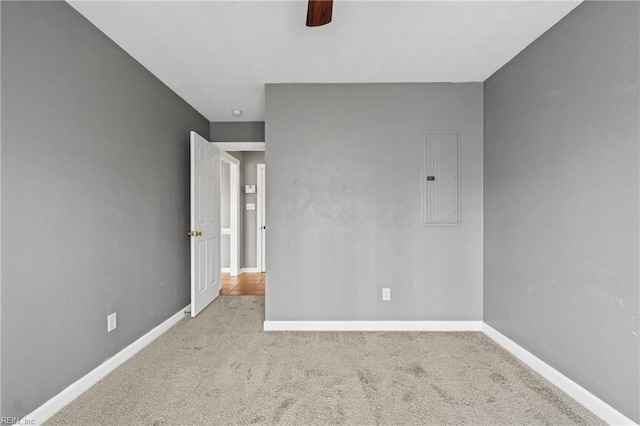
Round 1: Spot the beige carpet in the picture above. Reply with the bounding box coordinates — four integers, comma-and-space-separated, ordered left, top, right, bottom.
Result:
47, 296, 603, 425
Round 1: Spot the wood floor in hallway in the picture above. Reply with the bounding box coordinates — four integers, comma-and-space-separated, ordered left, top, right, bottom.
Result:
221, 272, 265, 296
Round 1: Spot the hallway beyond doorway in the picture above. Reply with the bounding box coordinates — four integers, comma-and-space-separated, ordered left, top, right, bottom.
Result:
221, 273, 265, 296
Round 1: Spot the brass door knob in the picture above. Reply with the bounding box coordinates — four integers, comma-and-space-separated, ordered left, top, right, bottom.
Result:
195, 231, 203, 237
187, 230, 203, 237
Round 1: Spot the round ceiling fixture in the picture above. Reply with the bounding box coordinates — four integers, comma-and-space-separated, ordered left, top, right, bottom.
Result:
231, 109, 243, 117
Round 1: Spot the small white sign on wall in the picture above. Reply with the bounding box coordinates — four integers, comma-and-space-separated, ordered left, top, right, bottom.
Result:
246, 203, 256, 211
245, 185, 256, 194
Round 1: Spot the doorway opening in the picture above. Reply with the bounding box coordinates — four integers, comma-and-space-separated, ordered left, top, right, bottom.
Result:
214, 142, 266, 296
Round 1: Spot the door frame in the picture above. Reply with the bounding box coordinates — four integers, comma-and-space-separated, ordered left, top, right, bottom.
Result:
220, 152, 240, 277
214, 142, 264, 152
256, 163, 266, 272
213, 142, 266, 276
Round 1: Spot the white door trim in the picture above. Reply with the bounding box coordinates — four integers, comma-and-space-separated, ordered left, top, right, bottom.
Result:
220, 152, 240, 277
213, 142, 265, 151
256, 163, 266, 273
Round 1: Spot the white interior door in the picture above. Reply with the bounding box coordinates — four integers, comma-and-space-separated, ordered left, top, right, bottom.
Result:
190, 131, 220, 317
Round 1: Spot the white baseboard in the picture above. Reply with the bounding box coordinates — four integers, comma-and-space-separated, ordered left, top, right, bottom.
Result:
263, 320, 482, 332
222, 268, 260, 275
22, 305, 189, 426
482, 323, 636, 426
222, 269, 260, 275
19, 312, 634, 426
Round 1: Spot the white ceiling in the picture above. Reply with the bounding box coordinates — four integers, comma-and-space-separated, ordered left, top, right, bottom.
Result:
68, 0, 581, 122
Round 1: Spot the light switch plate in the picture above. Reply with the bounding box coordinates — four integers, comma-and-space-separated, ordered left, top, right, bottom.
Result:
245, 185, 256, 194
246, 203, 256, 210
107, 312, 117, 332
382, 288, 391, 301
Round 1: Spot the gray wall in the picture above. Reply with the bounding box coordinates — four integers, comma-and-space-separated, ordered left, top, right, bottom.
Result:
483, 1, 639, 421
210, 121, 265, 143
1, 1, 209, 419
265, 83, 483, 321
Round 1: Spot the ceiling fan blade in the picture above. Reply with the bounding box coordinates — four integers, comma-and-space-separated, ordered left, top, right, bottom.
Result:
306, 0, 333, 27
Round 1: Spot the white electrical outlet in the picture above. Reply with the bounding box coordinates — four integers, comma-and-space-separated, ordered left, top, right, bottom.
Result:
107, 312, 117, 333
382, 288, 391, 301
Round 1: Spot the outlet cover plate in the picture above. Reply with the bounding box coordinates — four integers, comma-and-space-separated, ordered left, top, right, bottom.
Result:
108, 312, 117, 333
